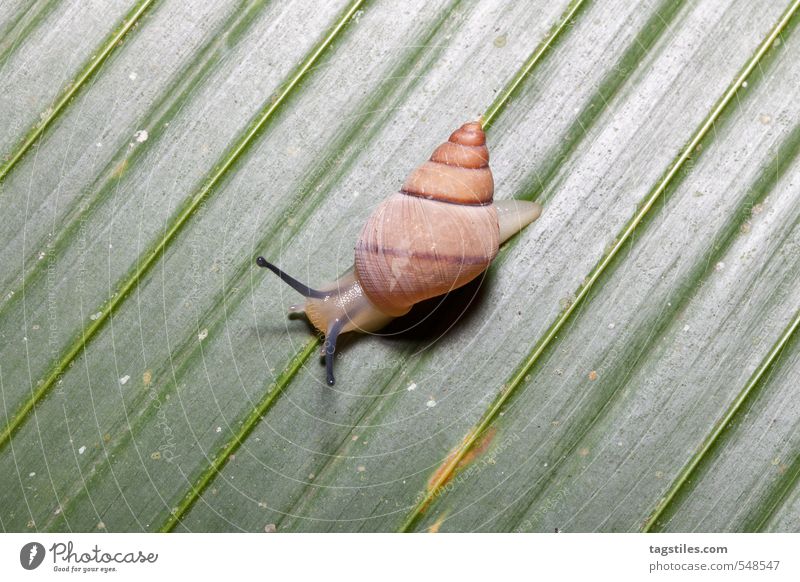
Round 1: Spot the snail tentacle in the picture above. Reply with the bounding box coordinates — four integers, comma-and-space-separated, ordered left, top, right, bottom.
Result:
324, 317, 345, 386
256, 257, 329, 299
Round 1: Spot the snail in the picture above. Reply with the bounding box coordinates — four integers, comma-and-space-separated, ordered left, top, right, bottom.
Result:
257, 119, 541, 385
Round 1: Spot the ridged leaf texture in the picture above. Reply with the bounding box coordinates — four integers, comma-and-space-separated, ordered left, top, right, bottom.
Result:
1, 0, 799, 532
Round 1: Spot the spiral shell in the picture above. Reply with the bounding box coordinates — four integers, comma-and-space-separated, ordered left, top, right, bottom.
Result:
354, 121, 499, 317
258, 119, 542, 385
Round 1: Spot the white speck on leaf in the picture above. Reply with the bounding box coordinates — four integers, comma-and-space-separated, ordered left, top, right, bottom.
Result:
215, 426, 221, 433
407, 382, 416, 391
29, 472, 36, 477
198, 328, 208, 341
129, 71, 138, 81
90, 312, 102, 320
683, 325, 690, 332
134, 129, 148, 143
119, 375, 130, 385
78, 446, 86, 455
715, 261, 725, 272
426, 399, 437, 408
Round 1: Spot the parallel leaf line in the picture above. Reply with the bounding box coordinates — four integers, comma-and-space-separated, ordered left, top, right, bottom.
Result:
484, 170, 791, 532
481, 0, 586, 129
39, 1, 289, 532
753, 419, 800, 531
506, 0, 685, 204
274, 352, 424, 530
512, 175, 800, 532
636, 120, 800, 531
0, 0, 157, 181
645, 306, 800, 531
540, 117, 800, 533
160, 338, 319, 532
497, 98, 800, 532
0, 0, 367, 452
745, 294, 800, 533
0, 0, 60, 65
398, 0, 800, 533
0, 0, 274, 318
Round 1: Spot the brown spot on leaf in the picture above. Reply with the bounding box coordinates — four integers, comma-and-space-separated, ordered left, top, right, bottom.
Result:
427, 427, 498, 493
111, 158, 128, 178
428, 513, 448, 533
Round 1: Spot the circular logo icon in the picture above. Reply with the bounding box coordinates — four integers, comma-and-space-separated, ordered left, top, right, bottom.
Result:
20, 542, 46, 570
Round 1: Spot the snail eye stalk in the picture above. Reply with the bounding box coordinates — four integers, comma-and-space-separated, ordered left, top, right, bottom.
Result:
323, 318, 345, 386
256, 257, 328, 299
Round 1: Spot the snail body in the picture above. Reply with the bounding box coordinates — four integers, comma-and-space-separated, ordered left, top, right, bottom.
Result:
258, 120, 541, 385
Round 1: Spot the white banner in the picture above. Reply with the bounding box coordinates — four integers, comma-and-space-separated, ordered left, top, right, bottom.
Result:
0, 533, 796, 581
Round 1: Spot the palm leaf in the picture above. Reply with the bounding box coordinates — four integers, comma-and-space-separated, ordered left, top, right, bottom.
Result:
1, 0, 798, 533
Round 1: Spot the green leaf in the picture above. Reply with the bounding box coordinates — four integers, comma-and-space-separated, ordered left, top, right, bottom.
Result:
1, 0, 799, 533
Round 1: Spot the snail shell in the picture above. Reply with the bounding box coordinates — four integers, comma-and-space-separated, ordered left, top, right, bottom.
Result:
354, 121, 498, 317
257, 119, 542, 385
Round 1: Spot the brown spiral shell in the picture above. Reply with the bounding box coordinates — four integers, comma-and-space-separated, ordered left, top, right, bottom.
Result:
354, 121, 499, 317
